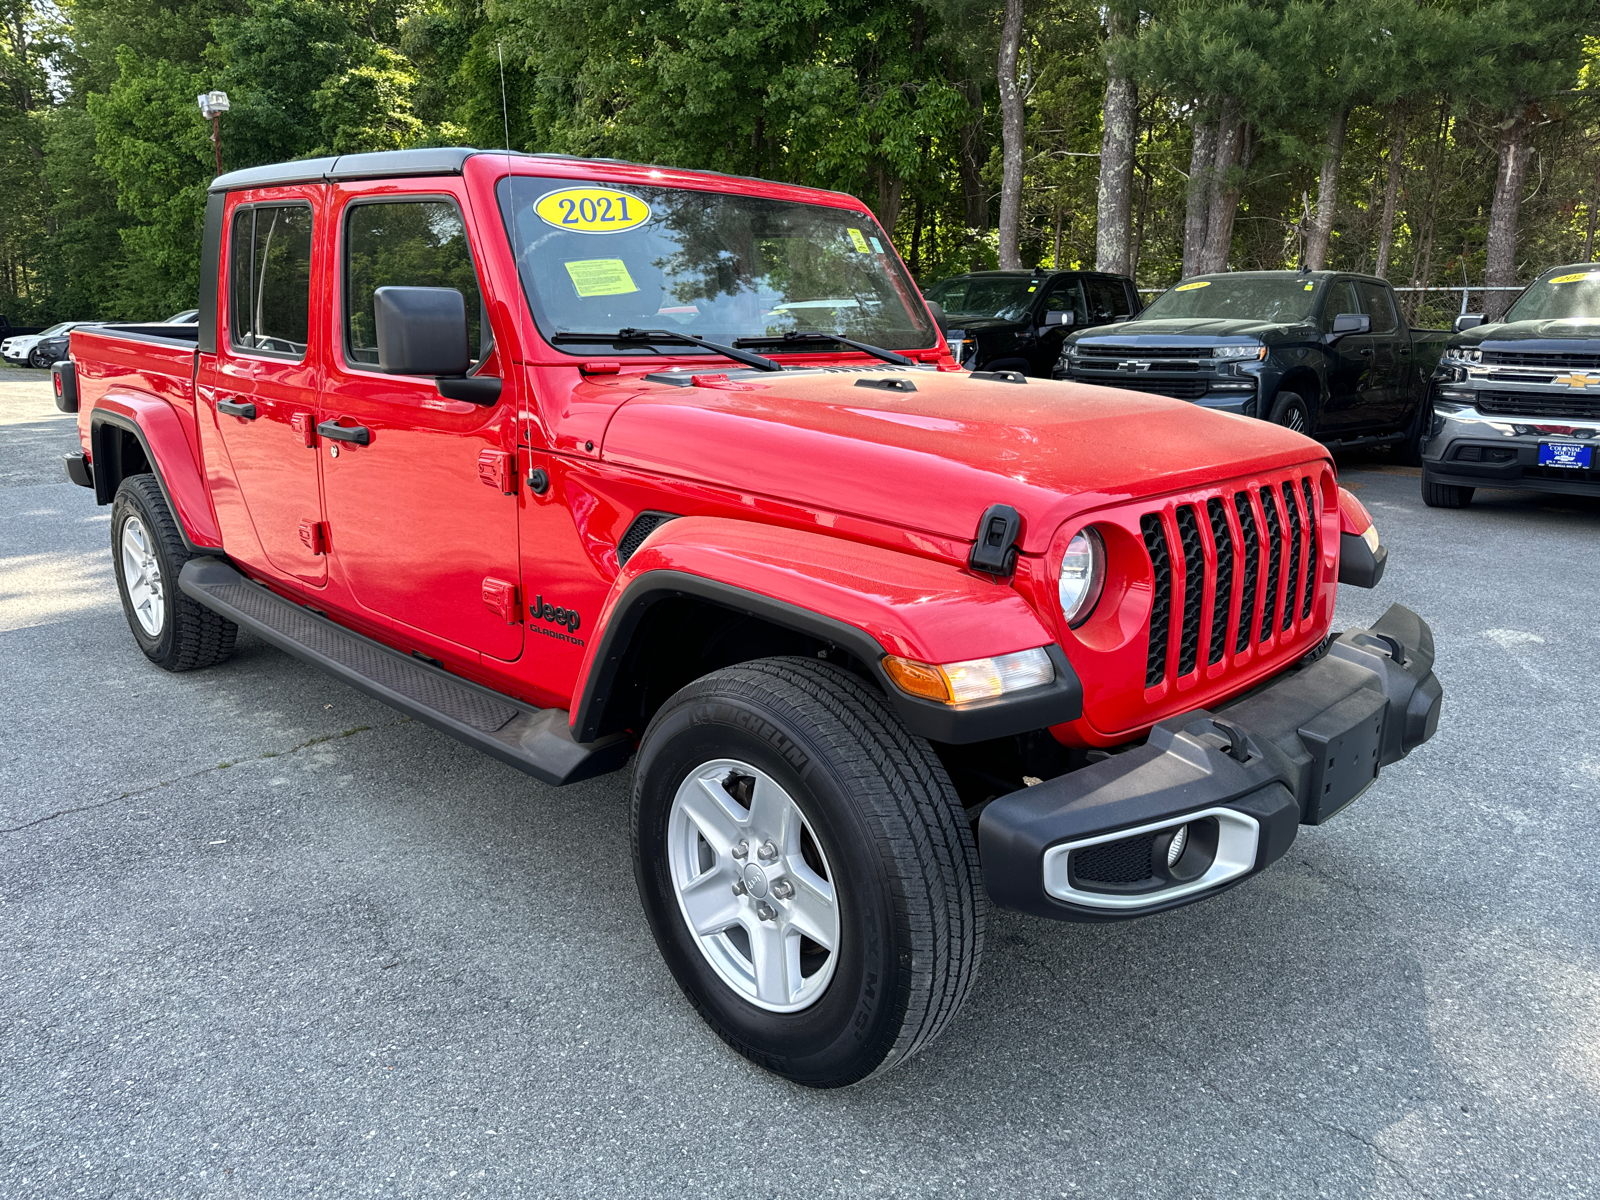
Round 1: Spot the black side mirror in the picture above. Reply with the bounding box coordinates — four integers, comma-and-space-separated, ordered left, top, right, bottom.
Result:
1330, 312, 1371, 337
925, 300, 950, 335
374, 286, 471, 376
1454, 313, 1486, 332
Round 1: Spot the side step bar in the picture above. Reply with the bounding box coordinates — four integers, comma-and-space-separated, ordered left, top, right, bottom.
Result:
179, 557, 631, 786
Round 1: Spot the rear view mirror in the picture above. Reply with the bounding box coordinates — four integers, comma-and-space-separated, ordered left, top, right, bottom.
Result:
1454, 313, 1485, 332
1043, 311, 1074, 327
374, 286, 470, 377
925, 300, 950, 335
1331, 312, 1371, 336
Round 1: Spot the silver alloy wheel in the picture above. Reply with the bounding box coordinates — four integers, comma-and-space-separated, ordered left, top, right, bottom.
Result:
667, 758, 840, 1013
120, 514, 165, 637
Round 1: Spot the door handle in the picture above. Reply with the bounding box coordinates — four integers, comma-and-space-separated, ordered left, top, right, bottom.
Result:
217, 399, 257, 420
1359, 347, 1374, 356
316, 420, 371, 445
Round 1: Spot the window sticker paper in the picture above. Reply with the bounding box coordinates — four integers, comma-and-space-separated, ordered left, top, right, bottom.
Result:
565, 258, 639, 297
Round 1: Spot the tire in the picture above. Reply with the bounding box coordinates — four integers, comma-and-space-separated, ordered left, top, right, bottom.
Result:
1420, 470, 1473, 509
28, 348, 49, 369
111, 474, 239, 671
632, 657, 983, 1088
1267, 389, 1315, 436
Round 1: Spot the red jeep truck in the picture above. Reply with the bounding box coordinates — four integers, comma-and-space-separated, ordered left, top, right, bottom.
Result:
54, 148, 1442, 1087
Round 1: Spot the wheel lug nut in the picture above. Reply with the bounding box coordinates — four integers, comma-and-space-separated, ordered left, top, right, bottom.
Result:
755, 902, 776, 921
731, 879, 747, 896
757, 841, 778, 862
731, 840, 748, 860
771, 879, 794, 900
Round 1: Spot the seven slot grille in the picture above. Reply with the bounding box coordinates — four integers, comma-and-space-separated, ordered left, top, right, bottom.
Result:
1141, 477, 1322, 689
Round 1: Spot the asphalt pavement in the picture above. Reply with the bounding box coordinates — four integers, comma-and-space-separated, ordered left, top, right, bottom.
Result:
3, 362, 1598, 1198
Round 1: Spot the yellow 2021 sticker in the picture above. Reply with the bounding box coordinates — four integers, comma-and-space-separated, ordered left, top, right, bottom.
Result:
1549, 271, 1600, 285
535, 188, 651, 233
847, 227, 872, 253
565, 259, 638, 297
1175, 280, 1211, 292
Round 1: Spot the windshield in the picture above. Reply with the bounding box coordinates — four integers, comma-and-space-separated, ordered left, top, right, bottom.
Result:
1503, 268, 1600, 322
1138, 276, 1316, 323
39, 322, 75, 337
924, 275, 1039, 321
496, 177, 936, 354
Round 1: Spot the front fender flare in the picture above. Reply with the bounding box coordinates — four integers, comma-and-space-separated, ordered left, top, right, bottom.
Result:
570, 517, 1082, 744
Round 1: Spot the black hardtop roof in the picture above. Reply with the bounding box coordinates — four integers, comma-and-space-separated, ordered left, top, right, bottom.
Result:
207, 147, 854, 197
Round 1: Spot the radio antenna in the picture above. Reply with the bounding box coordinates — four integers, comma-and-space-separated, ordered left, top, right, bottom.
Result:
498, 42, 513, 160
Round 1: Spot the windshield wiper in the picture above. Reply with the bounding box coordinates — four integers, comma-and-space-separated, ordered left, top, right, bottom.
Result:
551, 329, 782, 372
733, 331, 914, 366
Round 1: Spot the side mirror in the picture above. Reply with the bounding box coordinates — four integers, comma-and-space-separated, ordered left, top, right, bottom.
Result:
374, 286, 471, 376
1330, 312, 1370, 336
925, 300, 950, 335
1042, 310, 1074, 327
1454, 313, 1486, 332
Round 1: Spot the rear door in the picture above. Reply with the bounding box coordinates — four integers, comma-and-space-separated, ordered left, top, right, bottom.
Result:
1356, 280, 1408, 429
1319, 277, 1383, 434
317, 184, 523, 663
206, 191, 327, 585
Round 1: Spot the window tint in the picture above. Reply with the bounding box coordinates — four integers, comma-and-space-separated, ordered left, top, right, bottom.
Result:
1357, 281, 1398, 334
344, 200, 485, 368
229, 204, 312, 357
1321, 280, 1360, 331
1043, 277, 1083, 316
1085, 277, 1132, 320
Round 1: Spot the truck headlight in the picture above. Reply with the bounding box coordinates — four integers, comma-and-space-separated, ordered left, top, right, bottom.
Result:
1442, 347, 1482, 366
1212, 344, 1267, 361
1058, 528, 1106, 627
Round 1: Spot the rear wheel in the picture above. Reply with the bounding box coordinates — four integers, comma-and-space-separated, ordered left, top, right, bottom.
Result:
1420, 470, 1473, 509
112, 475, 238, 671
632, 657, 983, 1087
1267, 389, 1315, 436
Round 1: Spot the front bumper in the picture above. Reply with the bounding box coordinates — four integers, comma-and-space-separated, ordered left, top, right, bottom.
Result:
979, 603, 1442, 922
1422, 401, 1600, 496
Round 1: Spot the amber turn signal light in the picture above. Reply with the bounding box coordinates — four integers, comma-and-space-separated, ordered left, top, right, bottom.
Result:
884, 647, 1055, 705
883, 656, 952, 702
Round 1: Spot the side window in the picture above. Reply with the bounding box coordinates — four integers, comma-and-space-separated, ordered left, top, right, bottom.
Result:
1321, 280, 1361, 331
229, 204, 313, 357
344, 199, 486, 369
1043, 278, 1084, 317
1085, 278, 1129, 321
1357, 281, 1398, 334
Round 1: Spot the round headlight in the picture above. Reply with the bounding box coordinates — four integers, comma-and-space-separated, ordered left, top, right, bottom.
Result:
1058, 527, 1106, 627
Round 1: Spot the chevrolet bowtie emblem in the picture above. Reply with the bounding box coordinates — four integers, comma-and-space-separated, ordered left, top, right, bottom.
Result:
1554, 371, 1598, 388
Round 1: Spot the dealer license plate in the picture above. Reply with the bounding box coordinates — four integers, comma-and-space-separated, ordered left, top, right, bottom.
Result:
1539, 442, 1593, 470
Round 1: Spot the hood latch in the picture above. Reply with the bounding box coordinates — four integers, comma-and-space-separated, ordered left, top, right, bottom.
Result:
969, 504, 1022, 576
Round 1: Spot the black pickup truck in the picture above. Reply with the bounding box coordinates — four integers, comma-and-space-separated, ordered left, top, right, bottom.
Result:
1056, 270, 1449, 452
1421, 262, 1600, 507
923, 269, 1141, 377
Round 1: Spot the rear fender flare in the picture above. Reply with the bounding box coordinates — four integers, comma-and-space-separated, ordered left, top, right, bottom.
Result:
570, 516, 1082, 745
90, 401, 223, 552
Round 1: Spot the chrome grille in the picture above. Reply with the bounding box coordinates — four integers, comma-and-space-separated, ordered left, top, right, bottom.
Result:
1080, 377, 1212, 400
1481, 350, 1600, 370
1075, 345, 1214, 359
1474, 391, 1600, 420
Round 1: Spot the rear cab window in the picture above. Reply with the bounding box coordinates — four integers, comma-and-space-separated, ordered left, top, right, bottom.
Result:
1356, 281, 1398, 334
229, 203, 313, 359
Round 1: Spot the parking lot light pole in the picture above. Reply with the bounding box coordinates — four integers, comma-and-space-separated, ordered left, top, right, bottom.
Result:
197, 91, 230, 176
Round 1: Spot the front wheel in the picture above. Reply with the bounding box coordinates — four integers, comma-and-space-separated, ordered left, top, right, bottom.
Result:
28, 348, 50, 369
632, 658, 984, 1087
1421, 470, 1473, 509
1267, 389, 1316, 436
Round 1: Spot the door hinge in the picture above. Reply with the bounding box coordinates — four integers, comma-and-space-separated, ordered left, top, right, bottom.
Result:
477, 449, 517, 495
299, 519, 329, 555
482, 576, 520, 624
291, 412, 317, 447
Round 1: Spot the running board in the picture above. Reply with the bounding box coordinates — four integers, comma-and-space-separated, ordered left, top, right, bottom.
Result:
178, 557, 631, 786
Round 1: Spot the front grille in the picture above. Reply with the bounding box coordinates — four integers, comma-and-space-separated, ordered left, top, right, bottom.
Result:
1475, 391, 1600, 420
1481, 350, 1600, 370
1141, 514, 1172, 688
1140, 474, 1322, 689
1079, 376, 1212, 400
1076, 345, 1213, 359
1073, 834, 1156, 884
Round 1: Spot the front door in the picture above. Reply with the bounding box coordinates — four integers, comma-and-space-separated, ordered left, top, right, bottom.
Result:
1031, 276, 1084, 374
318, 186, 523, 663
207, 193, 327, 585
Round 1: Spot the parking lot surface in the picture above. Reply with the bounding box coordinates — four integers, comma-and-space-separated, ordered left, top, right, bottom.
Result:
3, 363, 1598, 1198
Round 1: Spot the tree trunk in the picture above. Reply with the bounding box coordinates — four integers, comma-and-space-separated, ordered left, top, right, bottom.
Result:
1094, 7, 1136, 275
1584, 171, 1599, 262
1484, 114, 1534, 320
1182, 115, 1217, 277
1304, 107, 1348, 270
875, 168, 905, 234
1198, 100, 1244, 274
1374, 106, 1407, 278
996, 0, 1026, 270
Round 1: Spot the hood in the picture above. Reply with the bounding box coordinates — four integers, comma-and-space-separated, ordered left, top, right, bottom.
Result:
1456, 318, 1600, 349
943, 315, 1028, 336
1071, 318, 1303, 343
600, 369, 1326, 554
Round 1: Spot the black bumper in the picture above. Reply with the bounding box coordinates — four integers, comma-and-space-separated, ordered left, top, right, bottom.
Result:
979, 603, 1442, 922
63, 451, 93, 489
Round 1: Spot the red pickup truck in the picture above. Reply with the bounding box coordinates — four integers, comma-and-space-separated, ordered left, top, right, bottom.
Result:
55, 148, 1442, 1087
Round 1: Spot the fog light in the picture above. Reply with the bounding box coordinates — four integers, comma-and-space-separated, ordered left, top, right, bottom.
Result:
1166, 823, 1188, 866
